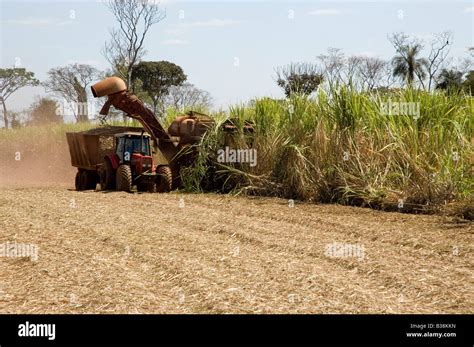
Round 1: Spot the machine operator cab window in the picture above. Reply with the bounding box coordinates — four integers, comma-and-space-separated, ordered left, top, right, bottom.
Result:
115, 133, 151, 163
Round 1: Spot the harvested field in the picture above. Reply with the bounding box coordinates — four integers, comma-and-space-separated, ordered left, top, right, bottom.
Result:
0, 186, 472, 313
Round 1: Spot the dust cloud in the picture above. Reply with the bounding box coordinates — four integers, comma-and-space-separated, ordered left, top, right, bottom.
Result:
0, 131, 76, 188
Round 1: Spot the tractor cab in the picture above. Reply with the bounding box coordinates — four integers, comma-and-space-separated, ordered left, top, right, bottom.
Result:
115, 132, 152, 161
114, 132, 155, 177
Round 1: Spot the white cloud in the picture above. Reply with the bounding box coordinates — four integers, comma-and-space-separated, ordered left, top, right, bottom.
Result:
464, 6, 474, 13
178, 18, 241, 28
1, 17, 77, 26
308, 9, 341, 16
56, 20, 76, 27
66, 59, 103, 67
162, 39, 189, 45
1, 17, 53, 26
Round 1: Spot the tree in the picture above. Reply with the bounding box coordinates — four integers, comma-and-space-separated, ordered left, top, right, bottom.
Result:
275, 62, 323, 97
43, 64, 99, 122
28, 97, 62, 125
425, 32, 452, 90
389, 33, 428, 87
435, 68, 463, 91
8, 111, 24, 128
131, 61, 187, 115
357, 56, 388, 90
345, 55, 363, 87
103, 0, 165, 89
165, 83, 212, 112
0, 68, 39, 129
317, 48, 346, 85
462, 70, 474, 95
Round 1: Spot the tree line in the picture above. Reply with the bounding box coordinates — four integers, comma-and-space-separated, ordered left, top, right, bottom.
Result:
275, 32, 473, 97
0, 59, 212, 129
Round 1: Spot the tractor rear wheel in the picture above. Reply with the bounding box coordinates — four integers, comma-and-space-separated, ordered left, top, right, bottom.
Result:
156, 165, 173, 193
100, 159, 116, 191
116, 164, 132, 192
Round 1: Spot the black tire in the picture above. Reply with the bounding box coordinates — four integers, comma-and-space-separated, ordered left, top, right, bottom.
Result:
75, 170, 82, 191
80, 170, 89, 191
100, 159, 116, 191
156, 165, 173, 193
116, 164, 132, 192
81, 170, 97, 190
92, 172, 99, 189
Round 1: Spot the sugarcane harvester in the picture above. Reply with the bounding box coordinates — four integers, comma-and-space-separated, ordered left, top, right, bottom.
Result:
66, 77, 213, 192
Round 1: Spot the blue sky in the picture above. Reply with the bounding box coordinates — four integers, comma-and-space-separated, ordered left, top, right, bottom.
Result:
1, 0, 473, 117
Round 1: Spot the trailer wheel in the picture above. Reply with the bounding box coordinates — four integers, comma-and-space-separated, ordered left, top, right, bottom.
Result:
100, 159, 115, 191
80, 170, 96, 190
86, 171, 98, 190
156, 165, 172, 193
75, 170, 83, 191
116, 164, 132, 192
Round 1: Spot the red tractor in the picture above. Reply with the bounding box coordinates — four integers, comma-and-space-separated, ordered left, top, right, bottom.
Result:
99, 131, 171, 193
67, 127, 173, 193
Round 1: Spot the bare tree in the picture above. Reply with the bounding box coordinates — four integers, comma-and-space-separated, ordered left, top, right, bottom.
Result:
165, 83, 212, 112
425, 31, 452, 90
103, 0, 166, 89
345, 55, 362, 88
381, 60, 396, 89
317, 48, 346, 85
43, 64, 99, 122
357, 56, 387, 90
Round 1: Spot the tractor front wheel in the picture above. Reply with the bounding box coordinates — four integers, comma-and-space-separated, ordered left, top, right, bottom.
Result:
116, 164, 132, 192
156, 165, 173, 193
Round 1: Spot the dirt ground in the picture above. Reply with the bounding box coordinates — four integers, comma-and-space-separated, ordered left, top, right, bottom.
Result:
0, 185, 472, 313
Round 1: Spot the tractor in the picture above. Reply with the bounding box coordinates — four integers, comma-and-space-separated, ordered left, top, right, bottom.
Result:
98, 131, 172, 193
